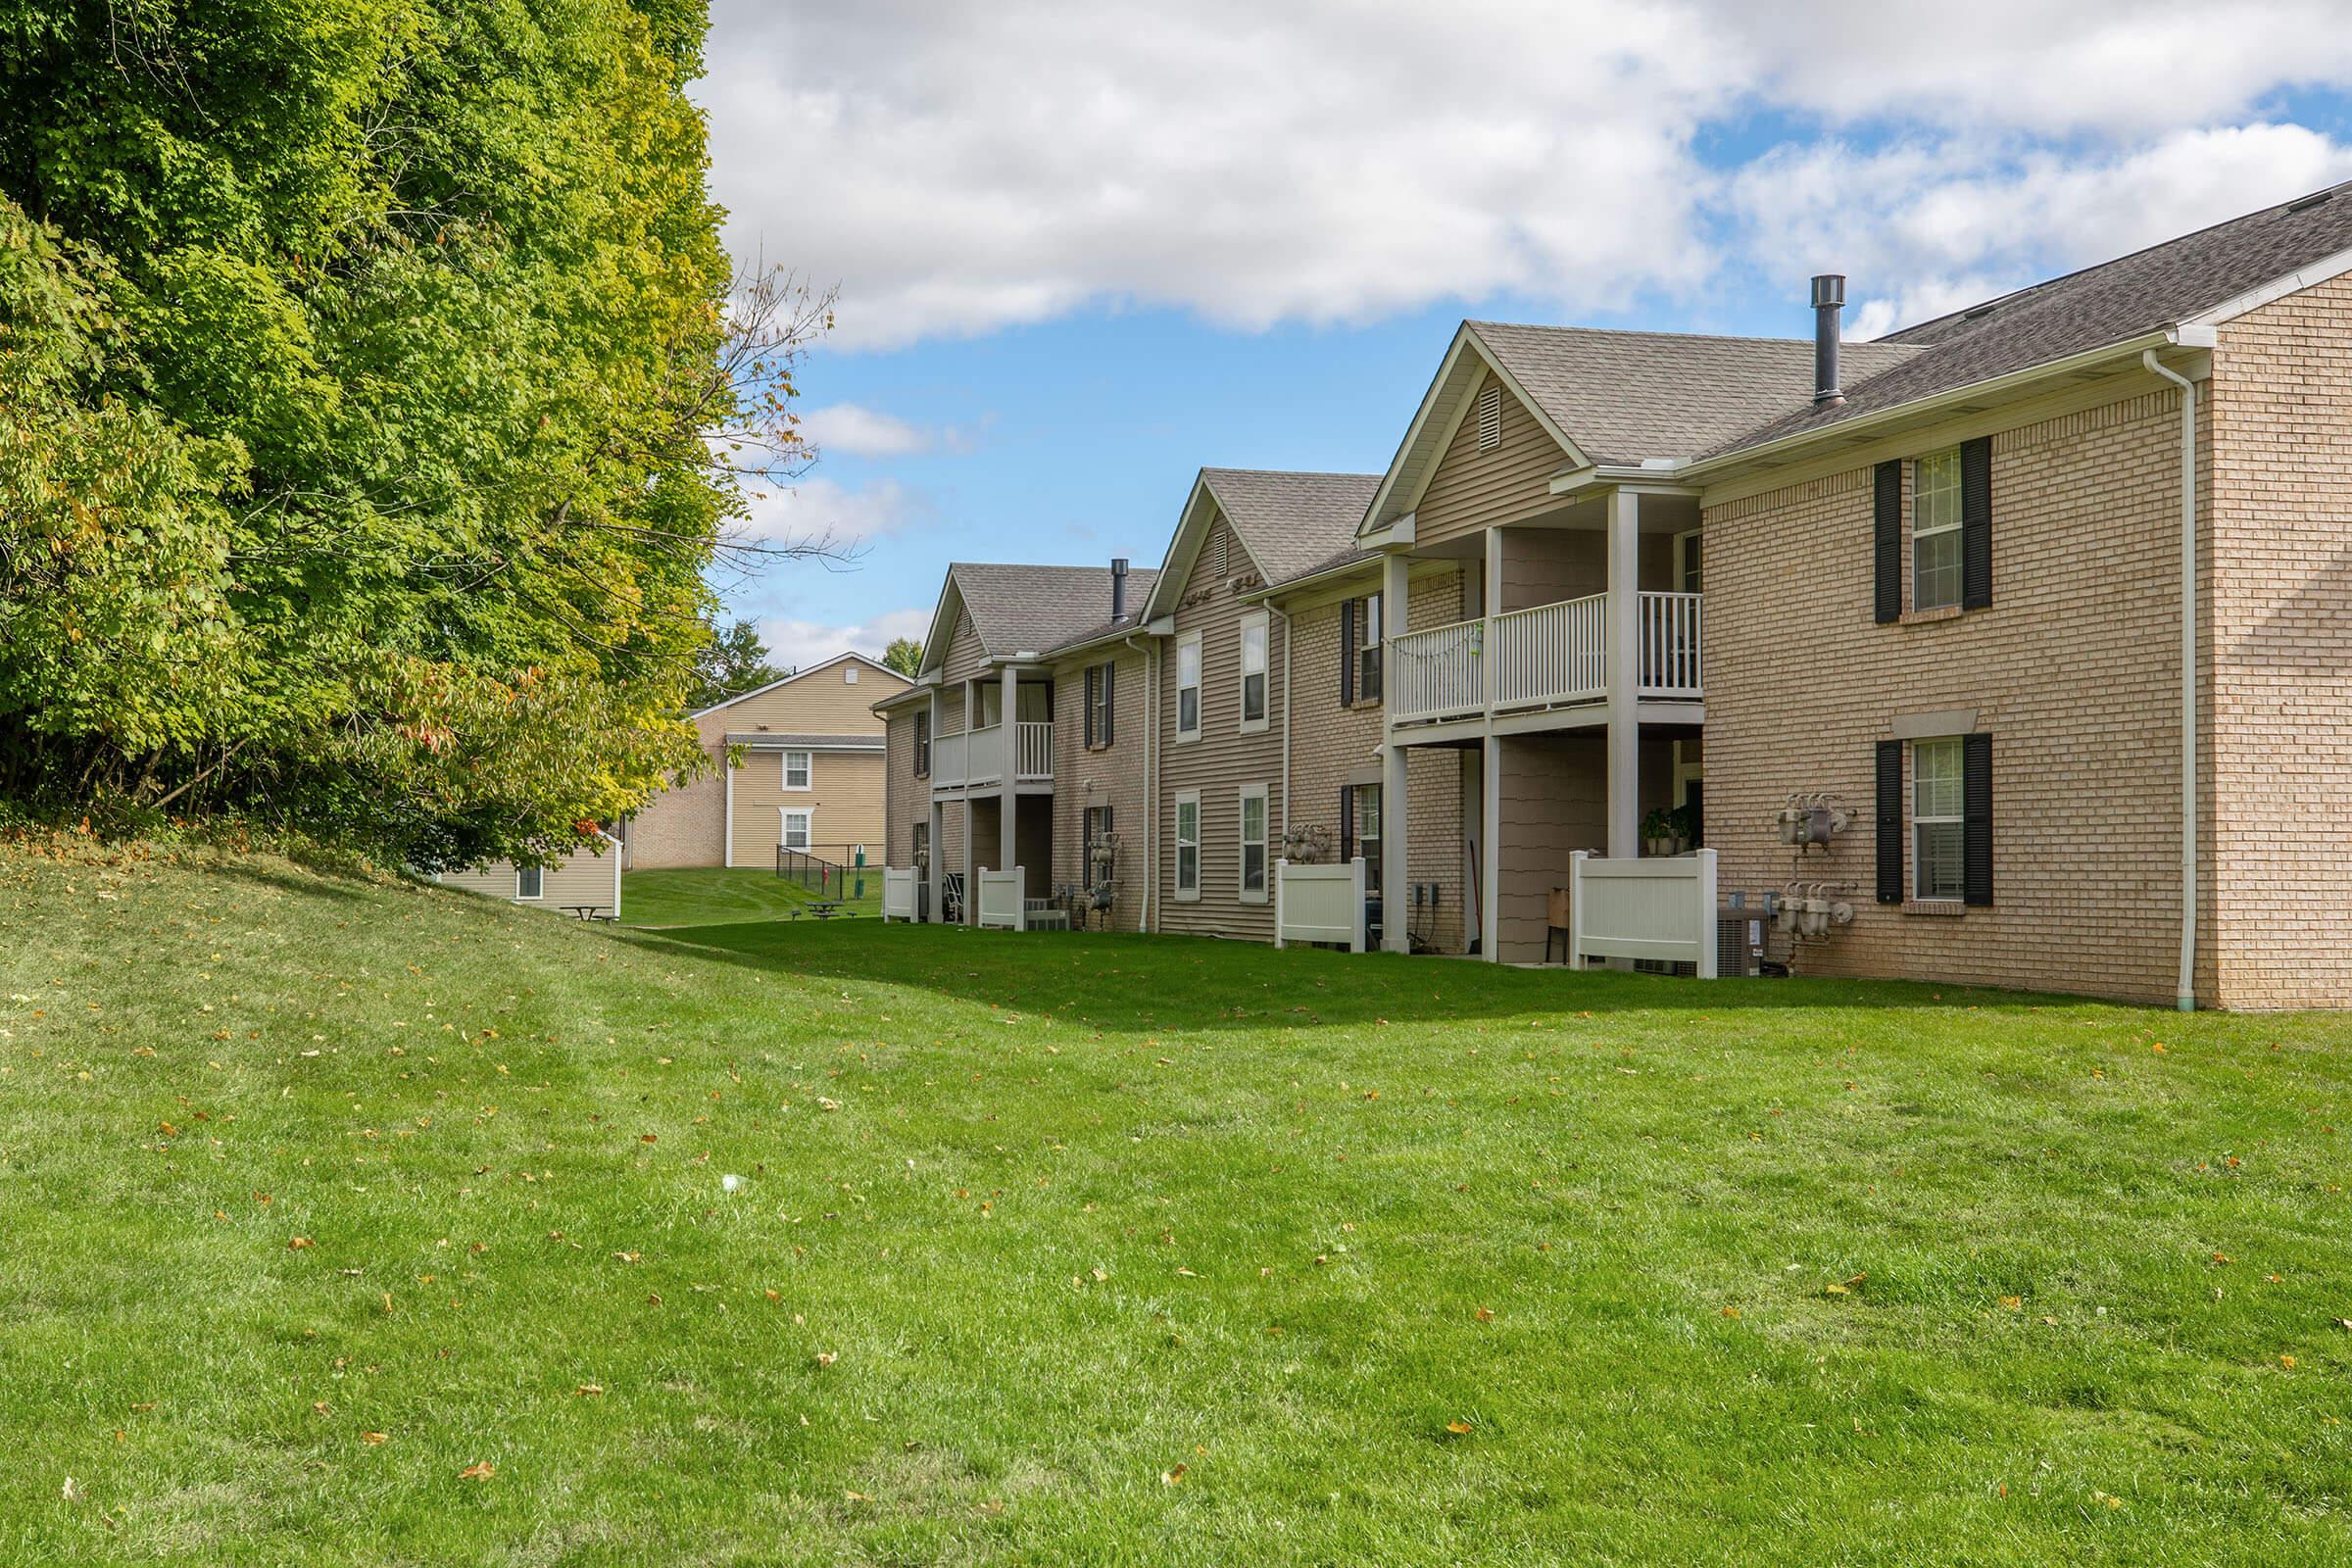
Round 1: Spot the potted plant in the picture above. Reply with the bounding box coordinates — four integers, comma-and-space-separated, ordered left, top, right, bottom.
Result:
1642, 806, 1681, 857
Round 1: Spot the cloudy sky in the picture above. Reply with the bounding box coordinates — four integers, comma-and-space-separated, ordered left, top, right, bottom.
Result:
695, 0, 2352, 666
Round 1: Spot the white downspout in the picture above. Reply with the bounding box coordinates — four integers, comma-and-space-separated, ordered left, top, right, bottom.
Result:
1270, 604, 1293, 841
2144, 346, 2199, 1012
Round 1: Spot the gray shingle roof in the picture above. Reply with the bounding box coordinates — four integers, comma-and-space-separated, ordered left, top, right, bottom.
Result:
947, 562, 1159, 661
1711, 180, 2352, 458
1199, 468, 1382, 585
1468, 321, 1923, 466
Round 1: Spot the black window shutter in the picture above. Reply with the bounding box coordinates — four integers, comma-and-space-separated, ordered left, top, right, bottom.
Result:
1339, 787, 1355, 862
1961, 436, 1992, 610
1340, 600, 1358, 705
1873, 461, 1902, 624
1102, 662, 1115, 745
1963, 732, 1993, 906
1082, 666, 1097, 747
1875, 740, 1903, 904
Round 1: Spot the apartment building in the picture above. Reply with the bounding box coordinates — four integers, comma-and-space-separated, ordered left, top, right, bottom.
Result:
878, 183, 2352, 1009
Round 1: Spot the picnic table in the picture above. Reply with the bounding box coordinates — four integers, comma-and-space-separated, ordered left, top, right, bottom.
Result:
565, 905, 616, 922
795, 900, 845, 920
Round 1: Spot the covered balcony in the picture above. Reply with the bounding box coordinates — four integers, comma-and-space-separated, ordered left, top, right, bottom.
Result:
929, 718, 1055, 790
1390, 589, 1701, 724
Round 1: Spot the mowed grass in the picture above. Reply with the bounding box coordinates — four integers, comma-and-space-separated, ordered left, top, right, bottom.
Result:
4, 846, 2352, 1566
621, 865, 880, 927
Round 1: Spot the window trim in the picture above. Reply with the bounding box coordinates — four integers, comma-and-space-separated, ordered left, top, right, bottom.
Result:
1238, 784, 1268, 904
1910, 737, 1965, 902
1358, 592, 1384, 704
514, 864, 544, 901
1911, 447, 1964, 612
782, 749, 813, 791
1238, 611, 1269, 734
1175, 632, 1202, 743
1343, 782, 1382, 894
780, 806, 814, 853
912, 710, 931, 778
1172, 790, 1200, 902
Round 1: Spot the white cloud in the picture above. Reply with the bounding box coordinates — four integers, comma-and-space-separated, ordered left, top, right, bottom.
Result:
735, 474, 930, 551
755, 607, 932, 672
698, 2, 2352, 349
798, 402, 964, 458
1733, 123, 2352, 335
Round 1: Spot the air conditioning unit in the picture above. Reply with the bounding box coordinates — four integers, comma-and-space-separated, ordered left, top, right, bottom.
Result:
1715, 908, 1763, 976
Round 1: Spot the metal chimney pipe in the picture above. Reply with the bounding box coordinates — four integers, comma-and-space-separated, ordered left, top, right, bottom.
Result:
1811, 273, 1846, 407
1110, 557, 1130, 619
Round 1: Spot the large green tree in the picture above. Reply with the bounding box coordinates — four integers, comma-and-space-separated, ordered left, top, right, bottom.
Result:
0, 0, 806, 867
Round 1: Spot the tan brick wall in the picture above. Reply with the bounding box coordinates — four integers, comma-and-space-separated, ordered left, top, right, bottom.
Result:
1703, 376, 2212, 1004
1053, 645, 1151, 932
2207, 271, 2352, 1007
884, 710, 918, 868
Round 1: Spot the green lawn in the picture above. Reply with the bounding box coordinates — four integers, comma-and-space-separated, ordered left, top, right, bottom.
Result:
5, 845, 2351, 1565
621, 864, 880, 927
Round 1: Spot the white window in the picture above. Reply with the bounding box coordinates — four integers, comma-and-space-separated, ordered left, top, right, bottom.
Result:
782, 750, 811, 790
1239, 612, 1268, 732
780, 808, 813, 852
1176, 633, 1201, 741
515, 865, 543, 900
1173, 791, 1200, 901
1239, 785, 1268, 903
1358, 593, 1384, 702
1912, 738, 1964, 901
1913, 448, 1963, 611
844, 664, 859, 684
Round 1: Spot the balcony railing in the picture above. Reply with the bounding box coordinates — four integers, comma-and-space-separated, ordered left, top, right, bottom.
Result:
1389, 591, 1701, 726
928, 720, 1055, 788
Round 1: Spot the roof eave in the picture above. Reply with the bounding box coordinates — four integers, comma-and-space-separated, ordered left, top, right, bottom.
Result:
1681, 326, 2204, 484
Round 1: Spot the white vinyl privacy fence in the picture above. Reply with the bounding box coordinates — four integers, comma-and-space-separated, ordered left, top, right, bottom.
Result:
881, 867, 918, 922
1273, 858, 1367, 952
1567, 849, 1718, 976
976, 866, 1026, 930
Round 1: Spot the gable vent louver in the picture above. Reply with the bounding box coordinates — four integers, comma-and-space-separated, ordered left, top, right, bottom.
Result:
1476, 384, 1502, 451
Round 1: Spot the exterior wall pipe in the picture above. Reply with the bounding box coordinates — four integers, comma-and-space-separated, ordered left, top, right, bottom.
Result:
2143, 347, 2199, 1011
1125, 633, 1154, 934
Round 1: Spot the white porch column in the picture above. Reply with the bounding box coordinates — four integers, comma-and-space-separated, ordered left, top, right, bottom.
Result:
1000, 663, 1020, 903
1481, 732, 1501, 962
962, 798, 976, 927
1381, 551, 1412, 954
924, 689, 943, 922
1605, 487, 1641, 860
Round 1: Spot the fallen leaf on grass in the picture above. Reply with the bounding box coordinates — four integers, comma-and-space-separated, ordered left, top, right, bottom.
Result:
361, 1432, 387, 1446
459, 1461, 495, 1481
1474, 1307, 1494, 1322
575, 1384, 604, 1397
1446, 1420, 1474, 1436
288, 1237, 315, 1250
813, 1351, 838, 1367
1161, 1463, 1188, 1486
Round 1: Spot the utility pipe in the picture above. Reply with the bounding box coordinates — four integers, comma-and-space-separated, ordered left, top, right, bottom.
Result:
1270, 604, 1293, 842
2143, 347, 2199, 1012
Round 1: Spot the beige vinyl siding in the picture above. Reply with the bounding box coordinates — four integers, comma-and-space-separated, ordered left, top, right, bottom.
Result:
628, 657, 907, 869
1157, 511, 1285, 940
885, 711, 919, 867
1053, 644, 1150, 931
1281, 566, 1471, 955
940, 604, 990, 686
439, 840, 621, 915
728, 748, 889, 870
1414, 370, 1575, 551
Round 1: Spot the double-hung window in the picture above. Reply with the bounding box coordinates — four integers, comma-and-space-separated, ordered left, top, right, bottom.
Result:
1239, 785, 1268, 903
1912, 449, 1963, 612
780, 808, 813, 852
1176, 634, 1201, 741
515, 865, 544, 900
1911, 738, 1965, 901
783, 750, 812, 790
1239, 612, 1269, 732
1358, 594, 1384, 702
1173, 791, 1200, 900
1342, 783, 1382, 893
912, 710, 930, 777
1085, 661, 1115, 747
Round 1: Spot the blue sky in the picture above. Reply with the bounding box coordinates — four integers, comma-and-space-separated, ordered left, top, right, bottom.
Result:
694, 2, 2352, 665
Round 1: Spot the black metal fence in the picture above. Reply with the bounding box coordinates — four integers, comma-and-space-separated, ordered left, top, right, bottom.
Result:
774, 844, 883, 904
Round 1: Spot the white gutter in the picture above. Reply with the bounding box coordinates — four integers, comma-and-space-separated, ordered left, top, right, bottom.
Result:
2142, 343, 2203, 1012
